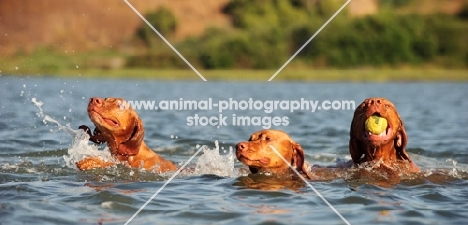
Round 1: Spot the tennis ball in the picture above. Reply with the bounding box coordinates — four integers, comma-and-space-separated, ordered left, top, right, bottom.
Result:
365, 115, 388, 135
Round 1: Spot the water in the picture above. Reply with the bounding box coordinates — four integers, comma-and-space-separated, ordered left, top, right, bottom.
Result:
1, 76, 467, 225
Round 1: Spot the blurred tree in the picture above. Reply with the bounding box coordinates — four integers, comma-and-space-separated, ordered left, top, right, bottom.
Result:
223, 0, 310, 29
136, 7, 178, 48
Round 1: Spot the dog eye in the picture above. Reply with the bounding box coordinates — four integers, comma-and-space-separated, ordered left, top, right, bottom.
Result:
385, 104, 390, 108
265, 137, 271, 141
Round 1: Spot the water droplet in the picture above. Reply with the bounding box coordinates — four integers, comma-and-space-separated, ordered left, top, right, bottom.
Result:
15, 66, 18, 70
76, 65, 79, 69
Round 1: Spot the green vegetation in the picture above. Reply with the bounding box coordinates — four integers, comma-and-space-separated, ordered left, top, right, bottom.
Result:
126, 0, 467, 70
0, 47, 127, 75
135, 7, 178, 48
296, 13, 468, 68
2, 0, 467, 81
3, 62, 467, 82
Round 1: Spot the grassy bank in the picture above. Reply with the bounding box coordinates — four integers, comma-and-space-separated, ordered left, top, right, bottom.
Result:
3, 68, 468, 82
1, 49, 466, 82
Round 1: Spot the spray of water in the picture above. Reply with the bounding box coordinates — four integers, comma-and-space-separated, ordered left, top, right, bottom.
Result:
31, 98, 115, 169
193, 140, 237, 177
446, 159, 459, 178
31, 98, 236, 176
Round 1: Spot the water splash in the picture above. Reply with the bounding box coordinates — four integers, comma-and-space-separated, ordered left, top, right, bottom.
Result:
194, 140, 237, 177
31, 98, 114, 169
446, 159, 459, 178
62, 130, 115, 169
31, 97, 235, 176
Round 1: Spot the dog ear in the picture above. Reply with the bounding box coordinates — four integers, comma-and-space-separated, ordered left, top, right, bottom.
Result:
117, 117, 144, 156
349, 137, 366, 164
291, 141, 305, 172
395, 122, 411, 162
349, 120, 365, 164
395, 121, 420, 172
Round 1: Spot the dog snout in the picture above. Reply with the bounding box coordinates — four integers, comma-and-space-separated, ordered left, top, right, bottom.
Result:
89, 97, 103, 107
367, 98, 383, 107
236, 142, 248, 152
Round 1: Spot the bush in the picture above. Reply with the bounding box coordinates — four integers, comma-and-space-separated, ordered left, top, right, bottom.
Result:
196, 28, 287, 69
292, 13, 466, 67
223, 0, 310, 29
136, 7, 178, 48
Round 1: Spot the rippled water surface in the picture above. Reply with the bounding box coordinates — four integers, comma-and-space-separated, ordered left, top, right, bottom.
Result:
1, 76, 467, 225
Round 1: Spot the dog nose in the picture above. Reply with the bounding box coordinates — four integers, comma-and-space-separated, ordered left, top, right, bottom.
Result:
90, 97, 103, 106
236, 142, 247, 151
368, 98, 382, 106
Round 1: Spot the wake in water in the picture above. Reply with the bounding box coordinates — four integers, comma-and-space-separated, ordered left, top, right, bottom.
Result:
31, 98, 236, 179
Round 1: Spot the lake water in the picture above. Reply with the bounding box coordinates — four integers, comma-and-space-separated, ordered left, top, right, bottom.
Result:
1, 75, 467, 225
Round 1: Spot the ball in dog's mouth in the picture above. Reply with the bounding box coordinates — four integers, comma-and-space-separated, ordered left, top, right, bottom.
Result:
365, 115, 388, 135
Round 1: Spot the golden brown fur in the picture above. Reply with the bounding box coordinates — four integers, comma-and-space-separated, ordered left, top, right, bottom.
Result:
349, 97, 419, 173
236, 130, 308, 177
77, 97, 177, 172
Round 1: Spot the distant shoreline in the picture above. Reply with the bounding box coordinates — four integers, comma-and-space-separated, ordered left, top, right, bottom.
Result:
3, 69, 467, 82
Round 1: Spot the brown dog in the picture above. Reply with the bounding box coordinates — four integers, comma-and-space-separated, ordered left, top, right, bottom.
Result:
77, 97, 177, 173
236, 130, 308, 177
349, 97, 419, 173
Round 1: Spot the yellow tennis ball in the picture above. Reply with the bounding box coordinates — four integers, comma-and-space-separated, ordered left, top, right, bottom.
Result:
365, 115, 388, 135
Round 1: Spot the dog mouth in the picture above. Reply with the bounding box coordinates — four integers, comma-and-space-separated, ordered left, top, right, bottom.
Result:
237, 154, 271, 166
363, 113, 392, 141
89, 110, 119, 127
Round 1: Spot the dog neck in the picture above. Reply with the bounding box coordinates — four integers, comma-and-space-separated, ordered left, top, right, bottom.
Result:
365, 141, 397, 163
